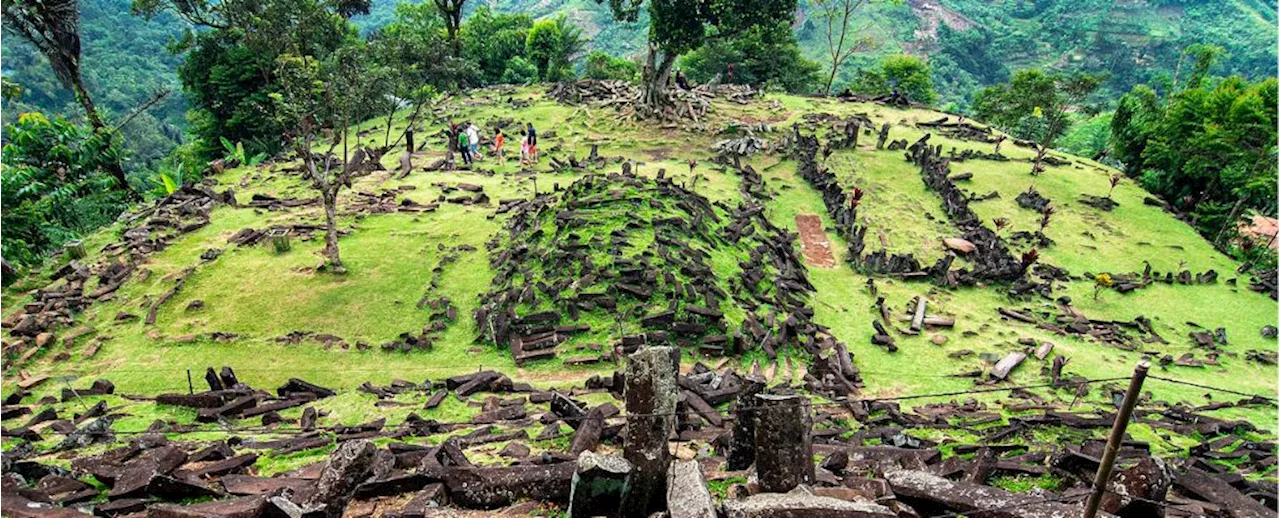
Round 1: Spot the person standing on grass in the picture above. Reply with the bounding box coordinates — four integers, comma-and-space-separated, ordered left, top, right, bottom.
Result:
519, 129, 530, 167
458, 128, 472, 166
467, 122, 481, 161
493, 127, 506, 165
526, 122, 539, 163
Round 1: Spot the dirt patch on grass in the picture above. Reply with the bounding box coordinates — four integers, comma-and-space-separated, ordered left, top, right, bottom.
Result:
642, 147, 674, 161
796, 214, 836, 268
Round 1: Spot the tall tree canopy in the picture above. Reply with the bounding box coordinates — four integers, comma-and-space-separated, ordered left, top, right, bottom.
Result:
598, 0, 797, 118
1112, 75, 1278, 240
431, 0, 464, 53
679, 20, 820, 93
461, 7, 533, 85
171, 0, 360, 158
1, 112, 132, 267
525, 16, 584, 83
972, 69, 1102, 149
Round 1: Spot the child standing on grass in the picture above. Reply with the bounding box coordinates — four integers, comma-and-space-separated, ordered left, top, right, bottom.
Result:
519, 129, 530, 167
493, 127, 506, 165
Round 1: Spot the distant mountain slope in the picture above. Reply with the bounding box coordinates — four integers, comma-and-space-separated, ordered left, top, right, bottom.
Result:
3, 0, 1275, 150
0, 0, 189, 167
477, 0, 1278, 107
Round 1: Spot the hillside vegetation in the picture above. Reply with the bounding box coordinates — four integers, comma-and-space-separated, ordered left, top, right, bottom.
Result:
5, 84, 1276, 427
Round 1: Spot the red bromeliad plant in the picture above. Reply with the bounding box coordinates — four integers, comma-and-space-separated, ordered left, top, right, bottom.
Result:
849, 186, 864, 209
1020, 248, 1039, 274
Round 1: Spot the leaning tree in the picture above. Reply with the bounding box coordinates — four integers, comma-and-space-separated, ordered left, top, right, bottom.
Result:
598, 0, 796, 119
3, 0, 135, 196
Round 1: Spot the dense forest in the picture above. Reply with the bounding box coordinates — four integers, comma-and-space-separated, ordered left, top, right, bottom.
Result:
1, 0, 1276, 270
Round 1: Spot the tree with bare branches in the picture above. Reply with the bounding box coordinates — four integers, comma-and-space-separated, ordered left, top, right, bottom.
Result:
271, 48, 381, 272
811, 0, 877, 96
4, 0, 136, 197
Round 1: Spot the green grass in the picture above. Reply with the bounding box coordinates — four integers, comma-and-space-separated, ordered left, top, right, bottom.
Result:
707, 475, 748, 500
3, 86, 1276, 456
990, 473, 1063, 493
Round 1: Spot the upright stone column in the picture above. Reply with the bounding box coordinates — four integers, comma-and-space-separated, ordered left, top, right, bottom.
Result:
620, 346, 678, 517
303, 439, 377, 518
753, 393, 813, 493
726, 375, 766, 470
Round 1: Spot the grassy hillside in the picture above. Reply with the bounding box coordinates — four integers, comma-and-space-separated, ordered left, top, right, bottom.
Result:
4, 83, 1276, 448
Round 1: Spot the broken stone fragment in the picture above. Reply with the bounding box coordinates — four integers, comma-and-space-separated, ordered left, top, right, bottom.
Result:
302, 439, 377, 518
620, 346, 678, 517
568, 451, 631, 518
942, 237, 976, 254
442, 462, 576, 509
721, 485, 895, 518
885, 469, 1099, 518
753, 393, 813, 493
1099, 456, 1171, 517
666, 459, 715, 518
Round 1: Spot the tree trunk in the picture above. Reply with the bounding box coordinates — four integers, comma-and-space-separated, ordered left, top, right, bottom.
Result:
1214, 197, 1246, 247
383, 108, 395, 149
322, 188, 343, 270
73, 75, 136, 199
447, 18, 461, 56
638, 45, 677, 119
825, 63, 839, 97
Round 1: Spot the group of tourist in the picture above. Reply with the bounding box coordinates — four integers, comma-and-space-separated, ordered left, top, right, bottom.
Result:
453, 122, 540, 167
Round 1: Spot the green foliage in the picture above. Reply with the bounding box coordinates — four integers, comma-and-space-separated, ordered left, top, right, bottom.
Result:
1, 78, 22, 101
679, 20, 821, 93
176, 0, 359, 160
930, 24, 1007, 108
973, 69, 1058, 137
148, 163, 186, 196
931, 0, 1276, 107
598, 0, 797, 101
180, 30, 289, 159
220, 137, 266, 166
372, 1, 476, 90
1109, 47, 1277, 255
1118, 75, 1279, 225
525, 16, 584, 82
499, 56, 540, 84
972, 69, 1103, 147
583, 50, 638, 82
1058, 112, 1113, 160
1, 112, 131, 267
461, 6, 533, 85
849, 54, 937, 105
633, 0, 798, 57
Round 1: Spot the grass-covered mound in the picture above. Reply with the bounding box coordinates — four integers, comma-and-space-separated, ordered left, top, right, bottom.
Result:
476, 169, 848, 368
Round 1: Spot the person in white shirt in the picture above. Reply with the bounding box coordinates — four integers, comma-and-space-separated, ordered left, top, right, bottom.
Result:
466, 124, 481, 160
